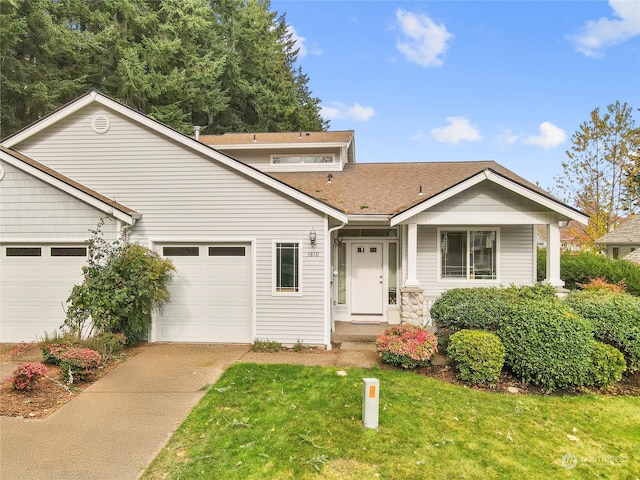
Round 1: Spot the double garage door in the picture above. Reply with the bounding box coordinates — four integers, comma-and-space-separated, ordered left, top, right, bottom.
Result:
157, 244, 252, 343
0, 245, 87, 342
0, 243, 252, 343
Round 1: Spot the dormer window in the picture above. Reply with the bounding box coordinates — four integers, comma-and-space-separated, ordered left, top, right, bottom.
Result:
271, 154, 334, 165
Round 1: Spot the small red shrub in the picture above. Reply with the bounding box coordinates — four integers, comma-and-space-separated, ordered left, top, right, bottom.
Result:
376, 324, 438, 369
8, 362, 49, 391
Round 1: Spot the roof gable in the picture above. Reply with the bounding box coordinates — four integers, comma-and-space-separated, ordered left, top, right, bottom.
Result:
271, 162, 587, 224
0, 146, 139, 224
596, 216, 640, 244
2, 91, 348, 224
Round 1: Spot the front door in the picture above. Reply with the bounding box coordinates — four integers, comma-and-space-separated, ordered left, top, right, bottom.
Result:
350, 243, 384, 315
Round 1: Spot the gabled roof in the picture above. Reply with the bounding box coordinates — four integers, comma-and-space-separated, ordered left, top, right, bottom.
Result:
199, 131, 354, 146
596, 216, 640, 245
271, 161, 588, 224
624, 248, 640, 264
0, 146, 139, 224
1, 90, 349, 224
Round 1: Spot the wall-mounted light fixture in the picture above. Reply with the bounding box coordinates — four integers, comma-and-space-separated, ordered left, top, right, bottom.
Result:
309, 228, 317, 246
327, 173, 333, 183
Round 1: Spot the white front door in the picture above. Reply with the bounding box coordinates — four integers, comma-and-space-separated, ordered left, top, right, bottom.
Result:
350, 243, 384, 315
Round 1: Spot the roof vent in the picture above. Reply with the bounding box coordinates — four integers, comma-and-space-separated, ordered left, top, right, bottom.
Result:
91, 115, 110, 134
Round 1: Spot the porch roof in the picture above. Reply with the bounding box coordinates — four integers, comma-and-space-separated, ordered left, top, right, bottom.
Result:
271, 161, 554, 215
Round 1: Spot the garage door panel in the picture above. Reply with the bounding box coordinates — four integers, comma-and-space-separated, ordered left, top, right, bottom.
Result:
157, 244, 251, 343
1, 246, 86, 342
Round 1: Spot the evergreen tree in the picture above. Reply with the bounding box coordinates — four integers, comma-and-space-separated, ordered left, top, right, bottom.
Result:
0, 0, 326, 137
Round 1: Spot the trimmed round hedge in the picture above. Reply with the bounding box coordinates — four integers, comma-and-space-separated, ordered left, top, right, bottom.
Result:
586, 341, 626, 388
497, 299, 593, 391
430, 284, 557, 332
565, 290, 640, 372
447, 329, 505, 386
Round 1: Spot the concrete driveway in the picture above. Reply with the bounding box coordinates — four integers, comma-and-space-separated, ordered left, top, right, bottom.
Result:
0, 342, 378, 480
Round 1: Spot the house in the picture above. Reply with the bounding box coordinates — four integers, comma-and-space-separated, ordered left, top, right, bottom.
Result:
0, 91, 589, 345
595, 216, 640, 261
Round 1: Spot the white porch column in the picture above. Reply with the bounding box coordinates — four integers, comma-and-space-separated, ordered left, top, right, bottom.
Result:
405, 223, 420, 287
546, 222, 564, 287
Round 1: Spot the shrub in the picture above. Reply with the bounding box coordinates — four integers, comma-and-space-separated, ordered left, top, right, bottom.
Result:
580, 276, 626, 293
83, 332, 127, 362
497, 299, 592, 391
430, 284, 557, 332
252, 340, 282, 352
586, 341, 626, 388
565, 290, 640, 372
447, 330, 505, 386
538, 251, 640, 296
58, 347, 102, 384
375, 324, 438, 369
64, 219, 175, 345
8, 362, 48, 391
430, 288, 509, 332
41, 340, 76, 366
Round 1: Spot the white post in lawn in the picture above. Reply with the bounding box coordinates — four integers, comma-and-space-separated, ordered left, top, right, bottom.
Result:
362, 378, 380, 429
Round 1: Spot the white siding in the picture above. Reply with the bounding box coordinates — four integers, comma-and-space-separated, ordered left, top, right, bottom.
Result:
0, 161, 112, 239
416, 225, 535, 299
13, 105, 327, 344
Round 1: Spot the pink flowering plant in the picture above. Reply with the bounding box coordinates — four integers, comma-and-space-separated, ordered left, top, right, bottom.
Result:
9, 362, 49, 391
58, 347, 102, 384
375, 324, 438, 369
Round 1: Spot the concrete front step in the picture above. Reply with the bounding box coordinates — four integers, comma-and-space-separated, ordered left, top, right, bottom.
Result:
332, 322, 389, 343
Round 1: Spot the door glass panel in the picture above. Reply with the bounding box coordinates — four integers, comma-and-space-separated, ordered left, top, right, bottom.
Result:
163, 246, 199, 256
337, 242, 346, 304
388, 243, 397, 305
6, 247, 42, 257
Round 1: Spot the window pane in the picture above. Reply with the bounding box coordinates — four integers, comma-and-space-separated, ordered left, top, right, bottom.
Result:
388, 243, 397, 305
470, 231, 496, 279
51, 247, 87, 257
163, 246, 199, 256
276, 243, 299, 293
273, 156, 301, 164
337, 242, 346, 304
6, 247, 42, 257
303, 155, 333, 164
441, 231, 466, 277
208, 246, 245, 257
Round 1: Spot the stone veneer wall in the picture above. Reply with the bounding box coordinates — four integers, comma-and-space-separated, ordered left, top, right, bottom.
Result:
400, 287, 424, 326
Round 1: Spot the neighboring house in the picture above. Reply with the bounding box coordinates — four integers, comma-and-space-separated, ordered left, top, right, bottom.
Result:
0, 91, 589, 345
596, 216, 640, 260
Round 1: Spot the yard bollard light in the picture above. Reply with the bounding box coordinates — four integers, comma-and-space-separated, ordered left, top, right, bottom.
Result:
362, 378, 379, 429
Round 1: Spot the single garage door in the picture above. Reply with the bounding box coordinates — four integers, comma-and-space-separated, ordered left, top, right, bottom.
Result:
0, 245, 87, 342
157, 244, 252, 343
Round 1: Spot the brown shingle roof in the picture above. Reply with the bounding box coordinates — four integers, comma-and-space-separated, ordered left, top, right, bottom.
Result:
596, 216, 640, 244
199, 130, 354, 145
0, 146, 139, 217
270, 161, 550, 215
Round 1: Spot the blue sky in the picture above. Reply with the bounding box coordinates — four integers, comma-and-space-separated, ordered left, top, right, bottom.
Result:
271, 0, 640, 193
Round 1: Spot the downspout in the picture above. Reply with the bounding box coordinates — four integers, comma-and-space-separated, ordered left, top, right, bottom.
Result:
325, 220, 346, 350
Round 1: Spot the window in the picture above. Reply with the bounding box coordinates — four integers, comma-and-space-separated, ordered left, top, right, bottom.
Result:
271, 154, 334, 165
388, 242, 397, 305
163, 246, 199, 256
208, 246, 245, 257
51, 247, 87, 257
441, 230, 497, 280
6, 247, 41, 257
337, 242, 346, 304
612, 247, 619, 259
275, 243, 300, 293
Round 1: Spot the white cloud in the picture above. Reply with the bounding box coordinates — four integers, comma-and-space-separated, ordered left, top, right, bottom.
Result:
395, 9, 454, 67
288, 25, 321, 59
431, 117, 482, 144
320, 102, 375, 122
569, 0, 640, 57
522, 122, 567, 149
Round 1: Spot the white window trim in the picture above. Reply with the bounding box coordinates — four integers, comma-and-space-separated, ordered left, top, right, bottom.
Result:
272, 240, 303, 296
270, 153, 335, 166
437, 228, 501, 283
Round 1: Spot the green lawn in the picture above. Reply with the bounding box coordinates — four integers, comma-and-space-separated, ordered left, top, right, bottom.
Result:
142, 364, 640, 479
